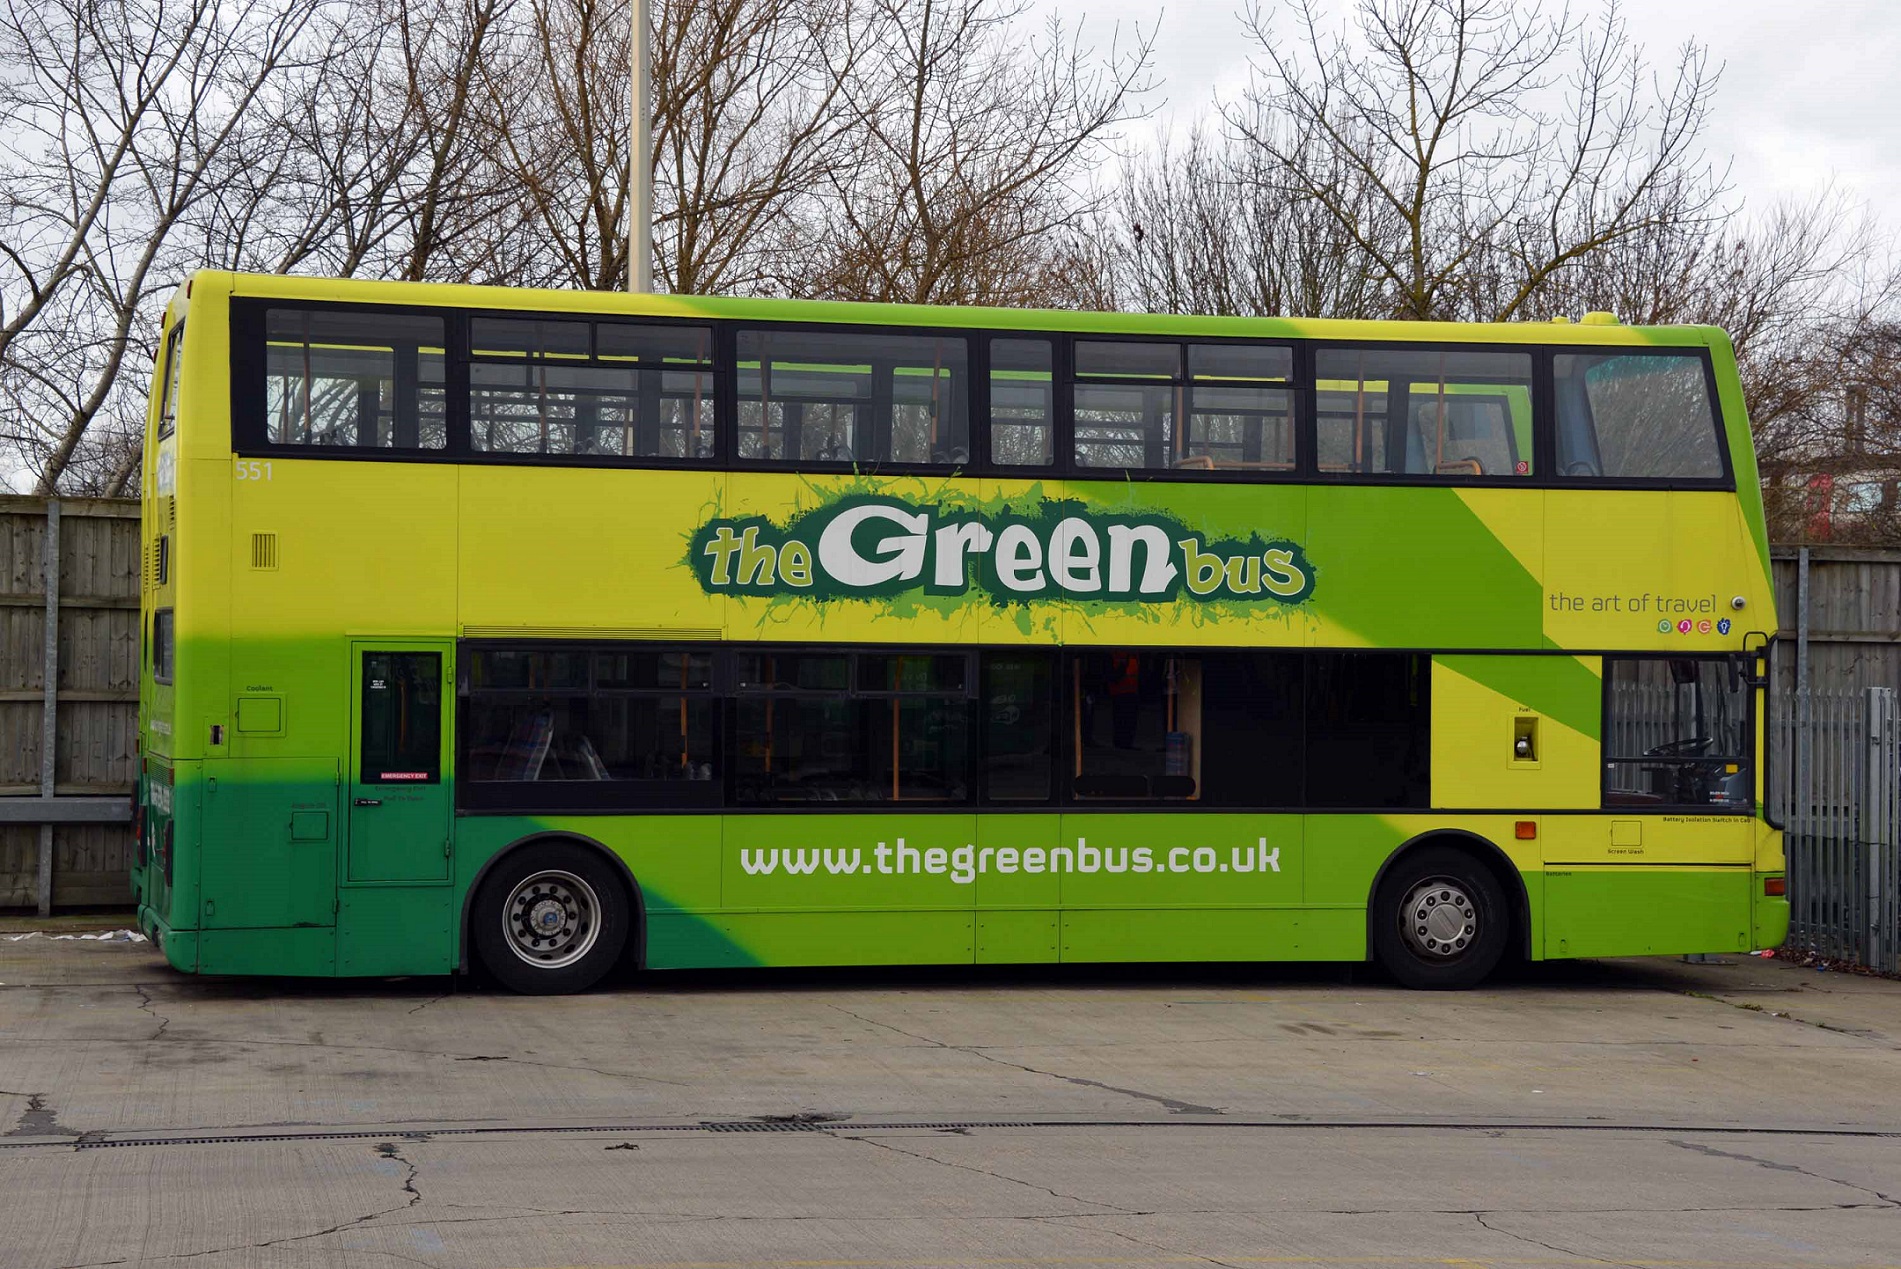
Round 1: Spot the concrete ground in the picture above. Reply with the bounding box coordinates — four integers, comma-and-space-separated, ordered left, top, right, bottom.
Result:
0, 933, 1897, 1269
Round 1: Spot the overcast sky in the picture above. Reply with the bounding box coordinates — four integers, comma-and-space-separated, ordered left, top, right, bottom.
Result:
1048, 0, 1899, 219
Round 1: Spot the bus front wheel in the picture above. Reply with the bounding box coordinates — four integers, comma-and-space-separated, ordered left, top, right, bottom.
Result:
1371, 846, 1509, 990
472, 842, 631, 994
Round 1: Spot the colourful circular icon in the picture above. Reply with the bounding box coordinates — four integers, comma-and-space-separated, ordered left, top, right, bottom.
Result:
1514, 460, 1529, 474
1677, 619, 1693, 634
1697, 619, 1712, 634
1658, 619, 1673, 633
1717, 618, 1732, 635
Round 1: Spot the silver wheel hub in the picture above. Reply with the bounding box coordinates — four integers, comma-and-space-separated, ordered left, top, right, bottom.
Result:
503, 870, 602, 970
1400, 878, 1477, 959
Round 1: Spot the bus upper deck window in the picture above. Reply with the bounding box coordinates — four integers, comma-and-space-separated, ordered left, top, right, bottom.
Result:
263, 308, 447, 450
737, 329, 970, 470
1071, 341, 1296, 476
1555, 352, 1724, 481
469, 318, 715, 461
990, 338, 1053, 467
1072, 341, 1180, 472
1184, 343, 1294, 473
1315, 346, 1532, 479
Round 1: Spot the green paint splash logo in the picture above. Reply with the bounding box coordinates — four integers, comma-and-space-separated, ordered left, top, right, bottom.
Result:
685, 492, 1315, 608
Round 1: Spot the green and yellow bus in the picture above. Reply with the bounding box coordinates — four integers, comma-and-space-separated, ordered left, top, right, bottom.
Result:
132, 271, 1788, 992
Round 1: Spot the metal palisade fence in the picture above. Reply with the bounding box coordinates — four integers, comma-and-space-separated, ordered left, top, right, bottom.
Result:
1769, 685, 1901, 970
1770, 546, 1901, 973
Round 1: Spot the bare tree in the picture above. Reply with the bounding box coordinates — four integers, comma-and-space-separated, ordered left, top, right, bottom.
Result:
0, 0, 321, 493
467, 0, 859, 293
390, 0, 519, 281
468, 0, 635, 289
1105, 126, 1390, 319
799, 0, 1153, 306
1226, 0, 1723, 322
653, 0, 864, 294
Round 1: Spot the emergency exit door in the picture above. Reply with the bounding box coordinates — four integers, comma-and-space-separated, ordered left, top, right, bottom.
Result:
347, 642, 453, 883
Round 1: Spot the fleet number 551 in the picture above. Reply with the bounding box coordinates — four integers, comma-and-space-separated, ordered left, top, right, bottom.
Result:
234, 460, 273, 481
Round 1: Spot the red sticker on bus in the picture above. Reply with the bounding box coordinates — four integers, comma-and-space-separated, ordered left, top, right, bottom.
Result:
378, 772, 430, 781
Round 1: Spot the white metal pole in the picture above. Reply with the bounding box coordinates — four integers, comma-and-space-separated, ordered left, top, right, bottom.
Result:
628, 0, 653, 293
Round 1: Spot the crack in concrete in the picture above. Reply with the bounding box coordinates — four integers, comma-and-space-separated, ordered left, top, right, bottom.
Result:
55, 1139, 427, 1269
376, 1141, 425, 1209
837, 1129, 1137, 1215
1669, 1139, 1901, 1208
130, 984, 170, 1041
1472, 1211, 1648, 1269
1032, 1213, 1247, 1267
405, 993, 451, 1017
1682, 989, 1900, 1051
828, 1002, 1224, 1115
1014, 1066, 1223, 1116
827, 1003, 953, 1048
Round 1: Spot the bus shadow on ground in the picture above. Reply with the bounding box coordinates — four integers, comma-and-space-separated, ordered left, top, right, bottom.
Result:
612, 954, 1706, 996
132, 951, 1708, 1005
185, 957, 1695, 1003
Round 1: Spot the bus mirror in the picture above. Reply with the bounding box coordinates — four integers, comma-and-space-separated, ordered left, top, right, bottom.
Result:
1735, 634, 1772, 688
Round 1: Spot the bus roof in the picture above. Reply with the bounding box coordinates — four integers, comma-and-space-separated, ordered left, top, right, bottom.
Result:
197, 270, 1727, 352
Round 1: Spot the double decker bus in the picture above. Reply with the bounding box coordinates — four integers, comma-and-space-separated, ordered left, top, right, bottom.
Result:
132, 272, 1788, 992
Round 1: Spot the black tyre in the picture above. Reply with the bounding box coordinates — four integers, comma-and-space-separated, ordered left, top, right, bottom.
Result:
471, 841, 632, 995
1371, 845, 1510, 990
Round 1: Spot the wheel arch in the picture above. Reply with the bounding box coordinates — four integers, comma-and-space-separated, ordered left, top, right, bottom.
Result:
1365, 828, 1533, 961
458, 830, 646, 974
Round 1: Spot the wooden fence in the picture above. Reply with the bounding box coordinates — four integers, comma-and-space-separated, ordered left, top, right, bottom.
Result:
1772, 546, 1901, 693
0, 496, 138, 912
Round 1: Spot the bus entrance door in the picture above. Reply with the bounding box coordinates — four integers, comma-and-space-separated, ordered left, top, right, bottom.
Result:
346, 643, 453, 884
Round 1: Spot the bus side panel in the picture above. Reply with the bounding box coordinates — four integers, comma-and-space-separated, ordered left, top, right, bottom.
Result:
140, 758, 204, 974
714, 911, 974, 968
460, 464, 726, 637
1060, 907, 1361, 963
608, 812, 733, 969
1541, 490, 1767, 653
1540, 816, 1752, 866
1543, 867, 1753, 958
1056, 813, 1331, 962
338, 888, 455, 977
1431, 655, 1601, 810
975, 814, 1060, 965
198, 757, 340, 935
199, 927, 336, 976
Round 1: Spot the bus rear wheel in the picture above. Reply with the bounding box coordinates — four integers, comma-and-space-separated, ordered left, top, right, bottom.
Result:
472, 842, 630, 994
1371, 846, 1509, 990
